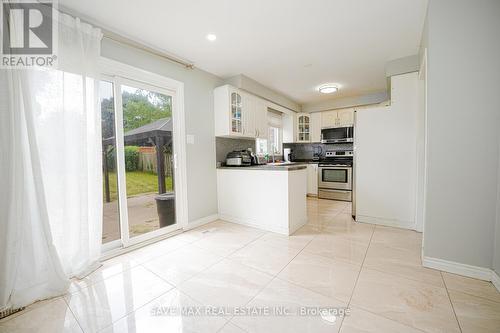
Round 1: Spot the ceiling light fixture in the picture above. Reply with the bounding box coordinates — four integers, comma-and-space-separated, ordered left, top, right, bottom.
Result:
318, 84, 338, 94
206, 34, 217, 41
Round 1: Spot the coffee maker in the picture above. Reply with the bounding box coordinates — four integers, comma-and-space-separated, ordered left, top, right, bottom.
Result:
283, 148, 293, 162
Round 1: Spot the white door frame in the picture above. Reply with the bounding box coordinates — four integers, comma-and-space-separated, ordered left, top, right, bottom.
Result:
99, 57, 188, 252
418, 48, 428, 252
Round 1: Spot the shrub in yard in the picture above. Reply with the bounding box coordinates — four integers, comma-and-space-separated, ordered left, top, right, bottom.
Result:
124, 146, 140, 171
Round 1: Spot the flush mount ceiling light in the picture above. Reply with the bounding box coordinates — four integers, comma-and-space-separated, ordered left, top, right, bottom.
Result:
318, 84, 339, 94
206, 34, 217, 41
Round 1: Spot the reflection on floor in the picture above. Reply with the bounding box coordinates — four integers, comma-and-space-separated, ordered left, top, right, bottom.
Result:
1, 198, 499, 333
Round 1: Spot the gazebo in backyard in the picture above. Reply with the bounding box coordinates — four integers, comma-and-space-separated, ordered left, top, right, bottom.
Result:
102, 117, 173, 203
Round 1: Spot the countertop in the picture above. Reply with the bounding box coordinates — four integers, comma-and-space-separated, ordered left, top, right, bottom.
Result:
217, 163, 307, 171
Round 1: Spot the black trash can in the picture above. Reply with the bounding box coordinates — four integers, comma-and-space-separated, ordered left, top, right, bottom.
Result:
155, 192, 175, 228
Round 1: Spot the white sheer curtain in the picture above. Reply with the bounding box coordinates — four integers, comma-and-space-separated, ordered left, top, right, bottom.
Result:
0, 13, 103, 310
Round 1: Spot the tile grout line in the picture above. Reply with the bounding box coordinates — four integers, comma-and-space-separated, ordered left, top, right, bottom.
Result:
96, 288, 178, 333
440, 281, 500, 305
72, 263, 179, 332
221, 229, 319, 332
101, 226, 256, 332
150, 228, 268, 309
69, 240, 189, 296
441, 271, 463, 333
338, 221, 375, 332
63, 296, 87, 333
340, 231, 456, 333
216, 315, 249, 333
95, 226, 240, 330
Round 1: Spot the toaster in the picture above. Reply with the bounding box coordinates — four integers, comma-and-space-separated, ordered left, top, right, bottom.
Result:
225, 150, 252, 166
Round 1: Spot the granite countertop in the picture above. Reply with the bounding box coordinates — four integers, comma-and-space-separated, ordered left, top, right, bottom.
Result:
217, 163, 307, 171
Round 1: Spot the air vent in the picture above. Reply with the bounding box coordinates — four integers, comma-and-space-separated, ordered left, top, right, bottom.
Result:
0, 307, 25, 320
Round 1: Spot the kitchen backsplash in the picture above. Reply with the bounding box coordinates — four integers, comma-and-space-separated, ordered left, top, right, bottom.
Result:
283, 142, 353, 160
216, 137, 256, 163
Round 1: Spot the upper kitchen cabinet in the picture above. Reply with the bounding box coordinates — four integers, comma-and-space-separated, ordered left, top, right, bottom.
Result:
321, 108, 354, 128
310, 112, 321, 142
337, 109, 355, 127
283, 112, 321, 143
242, 93, 256, 138
215, 85, 255, 138
254, 98, 268, 139
215, 85, 243, 137
282, 113, 295, 143
296, 113, 310, 142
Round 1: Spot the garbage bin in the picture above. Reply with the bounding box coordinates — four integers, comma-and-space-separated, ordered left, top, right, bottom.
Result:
155, 192, 175, 228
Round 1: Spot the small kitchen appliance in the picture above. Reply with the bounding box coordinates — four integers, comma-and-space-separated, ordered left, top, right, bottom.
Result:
320, 126, 354, 144
225, 150, 252, 166
283, 148, 293, 162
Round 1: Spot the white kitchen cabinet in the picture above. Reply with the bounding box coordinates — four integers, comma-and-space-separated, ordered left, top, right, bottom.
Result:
215, 85, 244, 137
282, 113, 296, 143
310, 112, 321, 142
321, 108, 354, 128
321, 110, 337, 128
242, 93, 256, 138
307, 163, 318, 195
217, 168, 307, 235
254, 98, 268, 139
215, 85, 273, 139
337, 109, 355, 127
296, 113, 311, 142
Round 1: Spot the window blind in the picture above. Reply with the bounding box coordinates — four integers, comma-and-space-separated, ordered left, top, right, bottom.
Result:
268, 109, 282, 128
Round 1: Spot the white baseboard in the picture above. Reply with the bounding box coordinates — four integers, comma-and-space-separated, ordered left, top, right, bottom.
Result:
423, 256, 495, 283
184, 214, 219, 230
492, 271, 500, 293
218, 213, 290, 235
356, 215, 416, 230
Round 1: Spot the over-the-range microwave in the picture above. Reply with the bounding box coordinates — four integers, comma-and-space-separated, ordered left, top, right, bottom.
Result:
320, 126, 354, 144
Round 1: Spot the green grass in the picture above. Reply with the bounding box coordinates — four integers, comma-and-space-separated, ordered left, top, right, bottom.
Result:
104, 171, 172, 202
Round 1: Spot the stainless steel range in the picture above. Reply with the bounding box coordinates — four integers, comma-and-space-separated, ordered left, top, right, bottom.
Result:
318, 150, 353, 201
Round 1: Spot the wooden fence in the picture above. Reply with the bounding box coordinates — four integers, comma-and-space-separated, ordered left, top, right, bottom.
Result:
138, 146, 172, 177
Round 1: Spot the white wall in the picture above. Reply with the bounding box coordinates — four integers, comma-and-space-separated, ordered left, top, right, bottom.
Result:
101, 39, 223, 224
423, 0, 500, 269
355, 72, 419, 229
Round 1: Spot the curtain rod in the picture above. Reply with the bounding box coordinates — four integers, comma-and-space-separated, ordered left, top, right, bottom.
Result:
57, 5, 195, 70
101, 30, 195, 70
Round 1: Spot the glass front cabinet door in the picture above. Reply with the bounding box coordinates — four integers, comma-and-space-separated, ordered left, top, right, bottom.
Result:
297, 113, 310, 142
230, 92, 243, 134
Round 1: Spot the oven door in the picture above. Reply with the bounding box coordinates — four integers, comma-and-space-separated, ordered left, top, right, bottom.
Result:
318, 166, 352, 190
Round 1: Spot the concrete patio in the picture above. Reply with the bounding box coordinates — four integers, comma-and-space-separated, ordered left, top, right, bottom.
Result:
102, 193, 161, 243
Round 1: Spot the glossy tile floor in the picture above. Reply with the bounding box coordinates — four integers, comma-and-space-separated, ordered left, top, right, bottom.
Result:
1, 198, 500, 333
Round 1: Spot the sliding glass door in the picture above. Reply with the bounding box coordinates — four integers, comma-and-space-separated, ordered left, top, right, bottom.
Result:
100, 80, 121, 244
100, 75, 181, 250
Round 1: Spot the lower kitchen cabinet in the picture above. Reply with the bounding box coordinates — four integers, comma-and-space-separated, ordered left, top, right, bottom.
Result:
307, 163, 318, 195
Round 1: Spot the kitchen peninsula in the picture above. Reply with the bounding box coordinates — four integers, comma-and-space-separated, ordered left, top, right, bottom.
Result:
216, 164, 307, 235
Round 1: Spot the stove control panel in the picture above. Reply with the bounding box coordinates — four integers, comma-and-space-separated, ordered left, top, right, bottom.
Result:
325, 150, 353, 157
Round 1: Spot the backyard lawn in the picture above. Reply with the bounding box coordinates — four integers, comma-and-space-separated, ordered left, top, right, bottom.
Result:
104, 171, 173, 202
